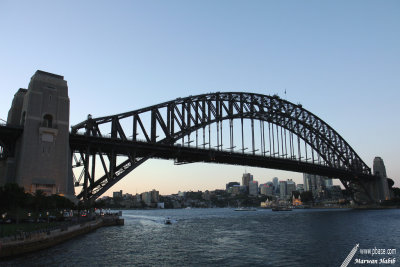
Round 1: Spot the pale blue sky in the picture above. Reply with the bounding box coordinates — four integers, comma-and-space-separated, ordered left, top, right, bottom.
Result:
0, 0, 399, 195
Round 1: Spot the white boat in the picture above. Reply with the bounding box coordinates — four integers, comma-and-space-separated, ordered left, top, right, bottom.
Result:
164, 217, 172, 224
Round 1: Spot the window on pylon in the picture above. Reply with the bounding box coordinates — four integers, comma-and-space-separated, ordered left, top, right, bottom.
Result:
43, 114, 53, 128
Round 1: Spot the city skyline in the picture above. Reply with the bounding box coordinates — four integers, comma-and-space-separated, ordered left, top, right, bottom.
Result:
109, 172, 332, 197
1, 1, 399, 196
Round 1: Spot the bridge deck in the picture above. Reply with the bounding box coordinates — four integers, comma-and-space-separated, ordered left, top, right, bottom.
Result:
69, 134, 374, 181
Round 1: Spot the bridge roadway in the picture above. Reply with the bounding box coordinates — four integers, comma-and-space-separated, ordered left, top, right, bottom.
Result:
0, 125, 375, 182
69, 133, 374, 182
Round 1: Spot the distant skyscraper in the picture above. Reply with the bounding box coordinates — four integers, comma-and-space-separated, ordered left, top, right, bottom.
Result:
272, 177, 279, 193
303, 173, 313, 192
286, 179, 296, 198
242, 173, 253, 191
260, 184, 273, 196
303, 173, 327, 198
373, 157, 390, 201
279, 181, 287, 199
249, 181, 259, 196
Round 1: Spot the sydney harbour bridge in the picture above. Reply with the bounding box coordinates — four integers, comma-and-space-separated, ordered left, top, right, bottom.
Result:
0, 71, 384, 204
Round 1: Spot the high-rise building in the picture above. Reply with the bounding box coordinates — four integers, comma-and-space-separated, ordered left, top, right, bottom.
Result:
230, 185, 244, 196
260, 183, 273, 196
286, 179, 296, 197
249, 181, 259, 196
242, 173, 253, 192
141, 192, 152, 205
279, 181, 287, 199
303, 173, 326, 197
373, 157, 390, 201
150, 189, 159, 203
272, 177, 279, 193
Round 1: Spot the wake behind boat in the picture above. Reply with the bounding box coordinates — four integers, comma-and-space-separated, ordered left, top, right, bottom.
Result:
234, 208, 256, 211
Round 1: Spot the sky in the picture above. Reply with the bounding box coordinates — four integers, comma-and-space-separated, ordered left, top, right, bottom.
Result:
0, 0, 399, 196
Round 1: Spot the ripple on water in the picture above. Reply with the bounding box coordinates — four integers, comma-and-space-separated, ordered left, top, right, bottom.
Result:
1, 208, 400, 266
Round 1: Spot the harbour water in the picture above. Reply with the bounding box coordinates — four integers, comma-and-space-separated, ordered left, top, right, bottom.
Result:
2, 208, 399, 266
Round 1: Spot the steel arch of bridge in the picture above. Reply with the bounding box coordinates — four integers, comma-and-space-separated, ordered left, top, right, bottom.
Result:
70, 92, 373, 202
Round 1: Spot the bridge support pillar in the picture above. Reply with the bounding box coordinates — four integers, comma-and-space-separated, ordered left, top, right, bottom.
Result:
360, 177, 390, 203
3, 71, 75, 198
351, 178, 390, 204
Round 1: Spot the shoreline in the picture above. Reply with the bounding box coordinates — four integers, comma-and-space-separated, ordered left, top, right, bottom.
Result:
107, 205, 400, 210
0, 215, 123, 259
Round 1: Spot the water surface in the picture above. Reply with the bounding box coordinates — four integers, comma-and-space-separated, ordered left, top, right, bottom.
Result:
2, 208, 399, 266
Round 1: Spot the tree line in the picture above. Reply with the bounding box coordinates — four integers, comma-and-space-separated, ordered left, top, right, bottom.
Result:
0, 183, 75, 214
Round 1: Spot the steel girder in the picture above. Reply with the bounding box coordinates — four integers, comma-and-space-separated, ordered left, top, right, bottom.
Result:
0, 125, 23, 160
70, 92, 373, 201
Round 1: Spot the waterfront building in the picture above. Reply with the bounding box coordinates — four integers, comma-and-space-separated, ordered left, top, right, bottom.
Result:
133, 194, 142, 207
202, 190, 211, 200
292, 195, 302, 206
141, 192, 152, 205
279, 181, 287, 199
249, 181, 259, 196
151, 189, 159, 203
260, 199, 273, 208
